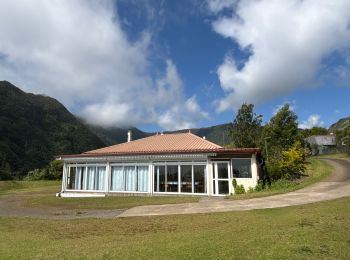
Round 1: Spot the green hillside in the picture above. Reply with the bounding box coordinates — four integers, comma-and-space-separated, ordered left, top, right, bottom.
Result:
86, 123, 232, 147
329, 116, 350, 133
0, 81, 105, 179
86, 124, 151, 145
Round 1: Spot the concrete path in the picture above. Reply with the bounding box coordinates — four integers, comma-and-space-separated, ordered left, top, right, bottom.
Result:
118, 158, 350, 217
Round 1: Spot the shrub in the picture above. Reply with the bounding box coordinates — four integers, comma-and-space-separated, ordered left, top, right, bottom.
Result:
232, 178, 245, 194
247, 187, 254, 193
280, 141, 306, 179
254, 180, 265, 192
25, 160, 63, 180
235, 184, 246, 194
266, 141, 307, 180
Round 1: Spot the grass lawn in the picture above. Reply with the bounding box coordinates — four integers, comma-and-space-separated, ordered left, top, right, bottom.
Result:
0, 180, 60, 196
26, 195, 200, 210
0, 181, 200, 210
229, 157, 333, 200
0, 197, 350, 259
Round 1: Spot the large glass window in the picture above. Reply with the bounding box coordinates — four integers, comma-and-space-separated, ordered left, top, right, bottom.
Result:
154, 163, 206, 194
181, 165, 192, 193
167, 165, 179, 192
154, 165, 165, 192
232, 159, 252, 178
67, 166, 105, 191
111, 165, 149, 192
194, 165, 206, 193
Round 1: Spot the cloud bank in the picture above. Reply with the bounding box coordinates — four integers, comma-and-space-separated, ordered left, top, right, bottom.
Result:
208, 0, 350, 111
299, 114, 324, 129
0, 0, 207, 130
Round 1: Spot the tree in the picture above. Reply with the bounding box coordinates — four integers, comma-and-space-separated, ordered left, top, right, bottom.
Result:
263, 104, 301, 161
301, 127, 328, 138
336, 123, 350, 153
230, 104, 262, 148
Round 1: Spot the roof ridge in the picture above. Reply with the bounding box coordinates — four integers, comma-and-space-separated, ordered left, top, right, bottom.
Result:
187, 132, 223, 148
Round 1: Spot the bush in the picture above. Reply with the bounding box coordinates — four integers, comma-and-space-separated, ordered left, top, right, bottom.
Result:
254, 180, 265, 192
24, 169, 46, 181
25, 160, 63, 180
247, 187, 254, 193
280, 141, 306, 179
232, 178, 246, 194
266, 141, 307, 180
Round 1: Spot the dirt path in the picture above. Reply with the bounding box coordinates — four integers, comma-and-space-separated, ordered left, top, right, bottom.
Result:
0, 158, 349, 219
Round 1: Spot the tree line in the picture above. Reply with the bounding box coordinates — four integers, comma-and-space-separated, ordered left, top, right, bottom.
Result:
229, 103, 349, 183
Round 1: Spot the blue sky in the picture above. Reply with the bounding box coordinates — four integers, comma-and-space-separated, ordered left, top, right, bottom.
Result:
0, 0, 349, 131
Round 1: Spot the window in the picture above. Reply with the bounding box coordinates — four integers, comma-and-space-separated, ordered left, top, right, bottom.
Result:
167, 165, 179, 192
67, 166, 106, 191
154, 163, 206, 194
194, 165, 206, 193
110, 165, 149, 192
181, 165, 192, 193
232, 159, 252, 178
154, 165, 165, 192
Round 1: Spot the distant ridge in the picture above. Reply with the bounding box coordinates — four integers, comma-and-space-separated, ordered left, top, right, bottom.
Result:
0, 81, 104, 178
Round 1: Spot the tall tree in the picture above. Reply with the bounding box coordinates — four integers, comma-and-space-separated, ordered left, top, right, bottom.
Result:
230, 104, 262, 148
301, 126, 328, 138
263, 104, 300, 160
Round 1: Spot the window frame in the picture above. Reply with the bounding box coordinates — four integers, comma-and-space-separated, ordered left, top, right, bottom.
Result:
231, 158, 253, 179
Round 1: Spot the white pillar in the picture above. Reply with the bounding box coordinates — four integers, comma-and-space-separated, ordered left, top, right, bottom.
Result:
61, 162, 67, 192
105, 162, 110, 194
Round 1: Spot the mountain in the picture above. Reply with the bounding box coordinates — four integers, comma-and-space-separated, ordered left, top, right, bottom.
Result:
0, 81, 105, 179
164, 123, 231, 146
87, 122, 232, 147
86, 124, 151, 145
329, 116, 350, 133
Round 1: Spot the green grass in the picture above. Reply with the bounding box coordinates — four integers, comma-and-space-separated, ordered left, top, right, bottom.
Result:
229, 157, 332, 200
0, 180, 60, 196
314, 153, 350, 159
0, 197, 350, 259
26, 195, 200, 210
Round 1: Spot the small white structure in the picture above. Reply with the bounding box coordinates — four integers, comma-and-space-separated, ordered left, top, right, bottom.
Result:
58, 133, 261, 197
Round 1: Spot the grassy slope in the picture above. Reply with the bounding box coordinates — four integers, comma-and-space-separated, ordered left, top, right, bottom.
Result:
0, 197, 349, 259
230, 157, 332, 200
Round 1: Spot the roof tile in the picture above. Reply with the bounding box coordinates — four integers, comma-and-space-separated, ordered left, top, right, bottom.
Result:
84, 132, 223, 155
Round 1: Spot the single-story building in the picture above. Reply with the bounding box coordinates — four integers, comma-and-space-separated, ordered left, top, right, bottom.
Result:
305, 135, 337, 155
58, 132, 261, 197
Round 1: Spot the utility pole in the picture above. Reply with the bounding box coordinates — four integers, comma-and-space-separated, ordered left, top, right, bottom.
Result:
264, 137, 271, 162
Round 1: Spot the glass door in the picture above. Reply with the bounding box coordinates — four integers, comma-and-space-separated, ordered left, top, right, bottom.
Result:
212, 162, 230, 195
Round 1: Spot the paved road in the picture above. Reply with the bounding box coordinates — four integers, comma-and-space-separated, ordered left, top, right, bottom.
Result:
118, 158, 350, 217
0, 158, 349, 219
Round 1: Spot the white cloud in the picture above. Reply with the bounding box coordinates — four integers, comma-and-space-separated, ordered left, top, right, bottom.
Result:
272, 100, 296, 116
0, 0, 207, 130
299, 114, 324, 129
209, 0, 350, 111
207, 0, 237, 13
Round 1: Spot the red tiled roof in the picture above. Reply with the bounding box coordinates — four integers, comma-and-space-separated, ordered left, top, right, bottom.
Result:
60, 133, 261, 158
85, 132, 222, 154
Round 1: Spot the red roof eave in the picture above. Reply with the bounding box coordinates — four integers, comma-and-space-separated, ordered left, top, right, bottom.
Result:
58, 148, 261, 159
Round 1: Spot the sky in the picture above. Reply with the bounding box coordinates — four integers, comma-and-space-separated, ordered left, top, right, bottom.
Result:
0, 0, 350, 132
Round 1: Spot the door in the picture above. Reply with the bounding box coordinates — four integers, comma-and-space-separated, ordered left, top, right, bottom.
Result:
212, 162, 230, 195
